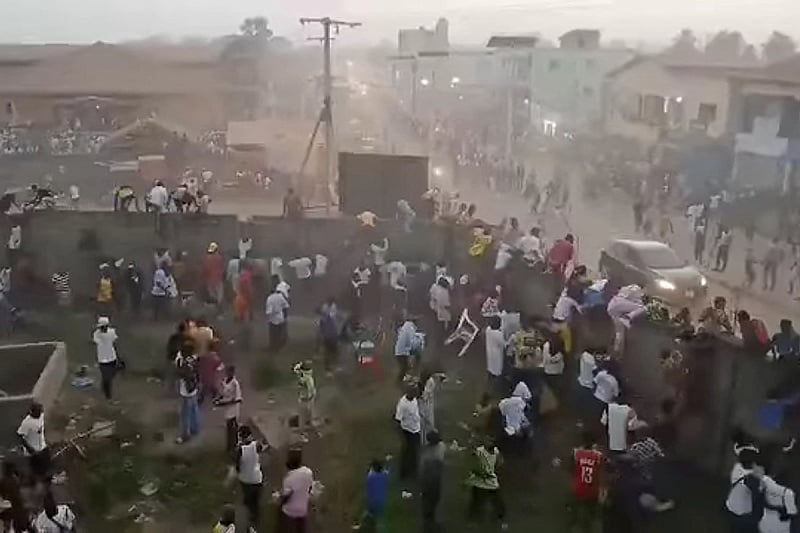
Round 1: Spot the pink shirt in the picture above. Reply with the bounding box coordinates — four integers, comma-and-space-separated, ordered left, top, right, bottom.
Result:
282, 466, 314, 518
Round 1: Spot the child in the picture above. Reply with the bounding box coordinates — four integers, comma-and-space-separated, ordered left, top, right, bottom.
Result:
293, 361, 316, 428
211, 504, 236, 533
362, 459, 390, 532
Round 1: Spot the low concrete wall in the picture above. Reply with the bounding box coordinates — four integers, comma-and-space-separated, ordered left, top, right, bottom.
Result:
9, 211, 449, 301
0, 342, 67, 451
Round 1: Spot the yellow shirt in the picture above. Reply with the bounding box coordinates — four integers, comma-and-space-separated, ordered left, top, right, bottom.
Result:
97, 278, 113, 303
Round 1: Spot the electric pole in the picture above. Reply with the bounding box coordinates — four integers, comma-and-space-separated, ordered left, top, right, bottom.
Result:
299, 17, 361, 213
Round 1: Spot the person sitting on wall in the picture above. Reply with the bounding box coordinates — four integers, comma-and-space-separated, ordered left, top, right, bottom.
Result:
113, 185, 139, 212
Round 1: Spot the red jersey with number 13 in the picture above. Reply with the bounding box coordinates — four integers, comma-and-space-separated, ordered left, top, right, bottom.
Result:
573, 448, 603, 499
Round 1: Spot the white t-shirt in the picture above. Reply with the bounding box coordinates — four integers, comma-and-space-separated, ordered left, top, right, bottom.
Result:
8, 225, 21, 249
354, 267, 371, 285
69, 185, 80, 200
288, 257, 312, 280
726, 462, 756, 515
386, 261, 407, 289
370, 239, 389, 266
220, 377, 242, 420
33, 506, 76, 533
238, 441, 263, 485
760, 476, 797, 533
542, 342, 564, 375
93, 327, 118, 364
485, 327, 505, 377
238, 238, 253, 260
593, 370, 619, 404
553, 294, 580, 321
282, 466, 314, 518
395, 396, 421, 434
499, 396, 527, 434
277, 280, 291, 300
517, 235, 542, 262
429, 284, 451, 323
265, 292, 290, 325
148, 185, 169, 211
494, 245, 512, 270
314, 254, 328, 277
601, 402, 633, 452
577, 352, 597, 389
17, 414, 46, 453
271, 257, 284, 278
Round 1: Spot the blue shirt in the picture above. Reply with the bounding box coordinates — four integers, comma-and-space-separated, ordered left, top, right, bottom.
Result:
366, 469, 390, 514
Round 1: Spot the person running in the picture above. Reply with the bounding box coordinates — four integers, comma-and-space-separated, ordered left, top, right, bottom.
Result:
420, 431, 446, 533
714, 227, 733, 272
215, 365, 243, 454
466, 437, 507, 529
17, 402, 51, 483
395, 385, 422, 481
763, 238, 784, 291
279, 448, 314, 533
236, 425, 268, 532
363, 459, 390, 532
92, 316, 119, 400
570, 430, 604, 533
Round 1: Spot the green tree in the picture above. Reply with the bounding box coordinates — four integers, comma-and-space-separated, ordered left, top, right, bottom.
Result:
762, 31, 796, 63
239, 16, 273, 39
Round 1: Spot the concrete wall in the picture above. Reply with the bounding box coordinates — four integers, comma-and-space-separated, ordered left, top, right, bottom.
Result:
10, 211, 448, 300
0, 342, 66, 451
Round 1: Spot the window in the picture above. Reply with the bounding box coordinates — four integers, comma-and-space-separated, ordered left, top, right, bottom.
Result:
548, 59, 560, 71
697, 103, 717, 125
641, 94, 667, 124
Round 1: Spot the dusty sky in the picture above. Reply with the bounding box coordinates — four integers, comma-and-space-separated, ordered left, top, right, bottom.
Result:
0, 0, 797, 47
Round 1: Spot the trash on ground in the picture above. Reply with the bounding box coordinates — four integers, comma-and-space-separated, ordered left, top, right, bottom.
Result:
139, 480, 159, 497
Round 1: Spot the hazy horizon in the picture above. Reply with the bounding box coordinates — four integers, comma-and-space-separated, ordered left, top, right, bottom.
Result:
1, 0, 797, 49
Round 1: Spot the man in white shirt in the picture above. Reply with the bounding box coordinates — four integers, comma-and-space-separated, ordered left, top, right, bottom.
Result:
725, 448, 762, 531
215, 365, 242, 453
314, 254, 328, 277
601, 398, 637, 452
266, 288, 290, 353
386, 260, 407, 290
280, 449, 315, 531
288, 257, 313, 280
517, 227, 543, 266
237, 425, 268, 531
17, 402, 50, 481
485, 316, 505, 388
93, 316, 119, 400
760, 472, 796, 533
370, 237, 389, 269
238, 236, 253, 260
395, 387, 422, 480
593, 367, 619, 405
498, 392, 528, 437
147, 180, 169, 213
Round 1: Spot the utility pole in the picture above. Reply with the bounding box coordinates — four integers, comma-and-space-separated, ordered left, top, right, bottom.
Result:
299, 17, 361, 213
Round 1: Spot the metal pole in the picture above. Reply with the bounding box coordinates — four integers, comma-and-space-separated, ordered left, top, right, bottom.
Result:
322, 19, 333, 214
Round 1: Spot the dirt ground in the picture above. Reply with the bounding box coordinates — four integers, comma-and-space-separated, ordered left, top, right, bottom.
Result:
4, 300, 736, 533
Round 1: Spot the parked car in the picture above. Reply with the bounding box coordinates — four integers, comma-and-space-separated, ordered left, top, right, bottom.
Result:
598, 239, 707, 305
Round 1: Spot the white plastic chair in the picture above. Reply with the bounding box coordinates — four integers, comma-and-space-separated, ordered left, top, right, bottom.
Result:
445, 308, 479, 357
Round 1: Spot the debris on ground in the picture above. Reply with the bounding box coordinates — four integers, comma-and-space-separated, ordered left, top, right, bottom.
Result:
145, 376, 162, 384
551, 457, 562, 467
449, 440, 466, 452
457, 421, 472, 432
139, 480, 159, 497
90, 420, 115, 439
401, 491, 414, 499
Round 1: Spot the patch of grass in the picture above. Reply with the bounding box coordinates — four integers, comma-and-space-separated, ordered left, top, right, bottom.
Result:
252, 357, 285, 390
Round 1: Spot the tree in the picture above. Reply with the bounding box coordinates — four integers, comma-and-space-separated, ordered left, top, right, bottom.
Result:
704, 30, 747, 62
763, 31, 796, 63
665, 28, 701, 58
741, 44, 759, 64
239, 17, 273, 39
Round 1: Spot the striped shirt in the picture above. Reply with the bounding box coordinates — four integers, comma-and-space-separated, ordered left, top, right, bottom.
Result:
52, 272, 71, 296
